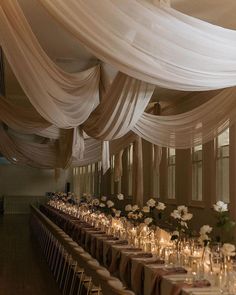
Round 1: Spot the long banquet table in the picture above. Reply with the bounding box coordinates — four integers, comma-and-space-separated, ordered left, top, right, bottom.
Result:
40, 205, 221, 295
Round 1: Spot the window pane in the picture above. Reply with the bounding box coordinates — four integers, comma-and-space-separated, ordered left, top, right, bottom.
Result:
216, 151, 229, 203
218, 128, 229, 147
167, 148, 175, 199
167, 165, 175, 199
128, 144, 133, 196
152, 145, 160, 198
192, 162, 203, 201
216, 129, 229, 203
192, 145, 203, 201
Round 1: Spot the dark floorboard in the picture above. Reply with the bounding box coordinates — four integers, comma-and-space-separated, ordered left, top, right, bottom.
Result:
0, 214, 60, 295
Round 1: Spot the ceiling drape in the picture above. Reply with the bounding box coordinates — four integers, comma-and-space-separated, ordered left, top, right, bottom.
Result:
0, 0, 100, 128
38, 0, 236, 90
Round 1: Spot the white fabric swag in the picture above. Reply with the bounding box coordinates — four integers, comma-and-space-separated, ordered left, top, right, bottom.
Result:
1, 0, 236, 174
0, 124, 102, 169
133, 87, 236, 148
38, 0, 236, 91
0, 96, 61, 139
83, 72, 155, 140
0, 0, 100, 128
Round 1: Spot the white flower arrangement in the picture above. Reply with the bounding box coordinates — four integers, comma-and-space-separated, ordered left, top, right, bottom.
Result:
99, 203, 105, 208
146, 198, 156, 207
101, 196, 107, 202
144, 217, 153, 225
200, 225, 213, 235
171, 205, 193, 221
171, 230, 180, 240
91, 198, 100, 206
127, 212, 133, 219
170, 205, 193, 233
125, 204, 133, 211
213, 201, 228, 212
156, 202, 166, 211
138, 212, 143, 218
142, 206, 150, 213
117, 193, 124, 200
181, 213, 193, 221
107, 200, 115, 208
221, 243, 236, 257
113, 209, 121, 217
132, 204, 139, 211
213, 200, 235, 242
199, 225, 212, 246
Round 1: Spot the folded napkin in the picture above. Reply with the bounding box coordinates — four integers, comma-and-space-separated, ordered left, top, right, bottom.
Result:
119, 252, 153, 288
171, 279, 211, 295
150, 267, 187, 295
131, 258, 165, 295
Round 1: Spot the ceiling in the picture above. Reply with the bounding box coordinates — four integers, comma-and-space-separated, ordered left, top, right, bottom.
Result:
4, 0, 236, 110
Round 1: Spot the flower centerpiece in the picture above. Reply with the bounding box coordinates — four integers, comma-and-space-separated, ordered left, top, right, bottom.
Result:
221, 243, 236, 257
117, 193, 124, 201
221, 243, 236, 271
125, 204, 143, 226
98, 197, 115, 216
156, 201, 166, 220
213, 200, 235, 242
199, 225, 212, 247
170, 205, 193, 238
142, 198, 166, 227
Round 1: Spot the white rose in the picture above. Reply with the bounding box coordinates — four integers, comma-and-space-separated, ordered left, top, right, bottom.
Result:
146, 198, 156, 207
198, 234, 210, 245
127, 212, 133, 218
125, 204, 132, 211
221, 243, 236, 257
138, 212, 143, 218
144, 217, 153, 225
156, 202, 166, 211
101, 196, 107, 202
132, 205, 139, 211
107, 200, 114, 208
115, 210, 121, 217
177, 205, 188, 214
92, 198, 100, 206
99, 203, 105, 208
200, 225, 212, 235
117, 193, 124, 200
170, 210, 181, 219
182, 213, 193, 221
213, 201, 228, 212
172, 230, 179, 237
142, 206, 150, 213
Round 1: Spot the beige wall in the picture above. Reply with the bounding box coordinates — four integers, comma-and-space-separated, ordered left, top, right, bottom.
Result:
0, 163, 73, 197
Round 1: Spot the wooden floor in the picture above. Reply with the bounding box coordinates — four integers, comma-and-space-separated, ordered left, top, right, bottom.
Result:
0, 214, 61, 295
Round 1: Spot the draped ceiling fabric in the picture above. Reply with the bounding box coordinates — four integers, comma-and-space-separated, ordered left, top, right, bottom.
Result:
133, 87, 236, 148
83, 72, 155, 140
38, 0, 236, 91
0, 96, 61, 139
1, 0, 236, 173
0, 0, 100, 128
